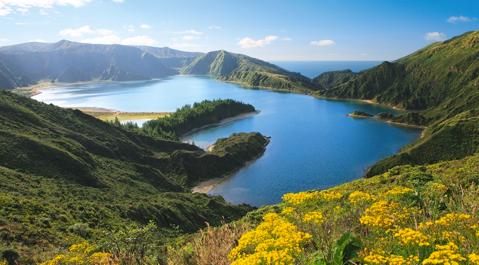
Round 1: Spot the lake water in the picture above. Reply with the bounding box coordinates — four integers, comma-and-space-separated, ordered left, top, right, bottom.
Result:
33, 62, 420, 206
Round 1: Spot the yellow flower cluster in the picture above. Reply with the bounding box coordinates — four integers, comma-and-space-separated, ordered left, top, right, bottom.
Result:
428, 182, 448, 193
348, 191, 373, 204
303, 211, 324, 225
281, 206, 295, 216
389, 255, 419, 265
0, 260, 6, 265
282, 190, 342, 205
385, 186, 414, 196
282, 191, 319, 205
469, 253, 479, 265
319, 191, 343, 201
229, 212, 312, 265
394, 228, 430, 246
40, 242, 115, 265
434, 213, 471, 226
363, 252, 420, 265
363, 252, 388, 264
422, 242, 466, 265
359, 200, 410, 230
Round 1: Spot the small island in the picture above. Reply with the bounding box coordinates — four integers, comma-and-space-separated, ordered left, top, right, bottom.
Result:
347, 110, 373, 118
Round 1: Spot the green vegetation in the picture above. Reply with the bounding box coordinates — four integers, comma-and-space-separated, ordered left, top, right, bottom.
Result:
312, 70, 357, 90
140, 99, 256, 140
348, 110, 373, 118
181, 50, 316, 92
320, 31, 479, 123
366, 109, 479, 177
165, 152, 479, 265
154, 30, 479, 265
0, 91, 271, 264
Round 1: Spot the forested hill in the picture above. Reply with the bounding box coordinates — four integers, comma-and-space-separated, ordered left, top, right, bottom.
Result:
141, 99, 256, 139
318, 30, 479, 123
181, 50, 317, 92
0, 90, 269, 263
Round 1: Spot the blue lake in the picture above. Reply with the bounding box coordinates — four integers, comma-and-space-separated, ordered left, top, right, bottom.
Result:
33, 63, 420, 206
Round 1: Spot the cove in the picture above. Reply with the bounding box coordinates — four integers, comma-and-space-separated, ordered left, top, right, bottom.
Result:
33, 75, 421, 206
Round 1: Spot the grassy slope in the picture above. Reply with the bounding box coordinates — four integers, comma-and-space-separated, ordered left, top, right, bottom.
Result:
181, 50, 316, 92
168, 152, 479, 265
321, 31, 479, 122
0, 91, 272, 263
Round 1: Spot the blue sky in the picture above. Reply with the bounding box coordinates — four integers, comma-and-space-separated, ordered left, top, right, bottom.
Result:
0, 0, 477, 61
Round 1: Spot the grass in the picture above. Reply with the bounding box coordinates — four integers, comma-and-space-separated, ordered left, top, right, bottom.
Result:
164, 152, 479, 265
79, 109, 170, 122
0, 91, 271, 264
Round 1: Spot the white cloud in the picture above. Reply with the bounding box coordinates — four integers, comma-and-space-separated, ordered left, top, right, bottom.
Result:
281, 37, 292, 41
238, 35, 278, 48
121, 35, 157, 46
81, 35, 121, 44
112, 0, 124, 3
0, 0, 91, 16
310, 39, 335, 47
59, 25, 114, 38
140, 24, 151, 29
425, 32, 447, 42
208, 25, 221, 30
447, 15, 474, 23
176, 29, 203, 35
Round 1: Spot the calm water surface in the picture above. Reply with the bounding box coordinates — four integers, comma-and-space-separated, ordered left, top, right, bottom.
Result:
33, 63, 420, 206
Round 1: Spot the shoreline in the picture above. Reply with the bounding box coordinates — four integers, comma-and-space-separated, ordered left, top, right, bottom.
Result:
19, 77, 426, 196
74, 107, 170, 122
347, 113, 426, 130
192, 137, 270, 194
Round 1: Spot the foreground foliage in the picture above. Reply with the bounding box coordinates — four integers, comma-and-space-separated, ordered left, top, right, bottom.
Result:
0, 91, 270, 263
166, 152, 479, 264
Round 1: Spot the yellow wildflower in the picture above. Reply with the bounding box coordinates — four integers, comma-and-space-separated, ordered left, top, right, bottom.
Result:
303, 211, 324, 225
282, 191, 319, 205
422, 242, 466, 265
394, 228, 430, 246
435, 213, 471, 226
281, 207, 295, 216
469, 253, 479, 265
229, 212, 312, 265
385, 186, 414, 196
319, 190, 342, 201
364, 253, 388, 264
360, 200, 410, 230
348, 191, 373, 205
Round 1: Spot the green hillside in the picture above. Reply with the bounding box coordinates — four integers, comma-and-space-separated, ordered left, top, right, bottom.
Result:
320, 31, 479, 123
0, 91, 270, 263
181, 50, 316, 92
167, 151, 479, 265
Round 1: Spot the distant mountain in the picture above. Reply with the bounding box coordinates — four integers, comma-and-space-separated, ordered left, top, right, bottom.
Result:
181, 50, 317, 92
320, 31, 479, 123
0, 40, 202, 89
